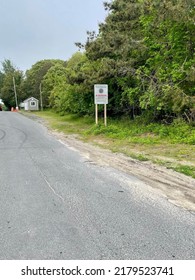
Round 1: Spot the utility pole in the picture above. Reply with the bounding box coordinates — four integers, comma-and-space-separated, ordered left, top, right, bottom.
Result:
13, 76, 18, 110
39, 83, 43, 111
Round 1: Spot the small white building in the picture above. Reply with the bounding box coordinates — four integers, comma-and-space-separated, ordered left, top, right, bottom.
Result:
23, 97, 39, 111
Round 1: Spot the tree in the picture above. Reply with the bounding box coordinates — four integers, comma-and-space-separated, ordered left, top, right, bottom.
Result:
1, 59, 15, 74
0, 59, 24, 109
81, 0, 146, 117
22, 59, 66, 107
137, 0, 195, 121
49, 53, 97, 115
42, 62, 67, 108
77, 0, 195, 121
0, 71, 4, 90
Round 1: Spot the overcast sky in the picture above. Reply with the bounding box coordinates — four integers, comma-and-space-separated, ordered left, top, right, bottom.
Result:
0, 0, 107, 72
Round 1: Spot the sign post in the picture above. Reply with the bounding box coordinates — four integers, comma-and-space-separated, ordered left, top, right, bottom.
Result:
95, 104, 98, 125
104, 104, 107, 126
94, 84, 108, 126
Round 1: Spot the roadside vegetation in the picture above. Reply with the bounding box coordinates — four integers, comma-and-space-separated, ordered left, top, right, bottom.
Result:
27, 110, 195, 179
1, 0, 194, 123
1, 0, 195, 178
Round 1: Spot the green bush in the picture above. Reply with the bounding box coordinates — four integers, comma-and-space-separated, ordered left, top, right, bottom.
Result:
84, 117, 195, 145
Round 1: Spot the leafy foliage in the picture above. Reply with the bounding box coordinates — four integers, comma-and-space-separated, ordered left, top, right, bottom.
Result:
0, 59, 24, 109
64, 0, 194, 122
1, 0, 194, 122
137, 0, 195, 121
22, 59, 66, 107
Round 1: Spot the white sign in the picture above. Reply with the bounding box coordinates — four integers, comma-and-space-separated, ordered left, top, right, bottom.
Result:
94, 84, 108, 104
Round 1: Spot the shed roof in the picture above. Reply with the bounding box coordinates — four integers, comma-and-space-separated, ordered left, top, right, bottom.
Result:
23, 97, 39, 103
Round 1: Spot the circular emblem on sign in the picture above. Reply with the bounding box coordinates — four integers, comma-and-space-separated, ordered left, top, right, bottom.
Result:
99, 88, 104, 93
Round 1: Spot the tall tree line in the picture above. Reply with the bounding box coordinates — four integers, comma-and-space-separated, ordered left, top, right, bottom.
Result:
0, 0, 194, 122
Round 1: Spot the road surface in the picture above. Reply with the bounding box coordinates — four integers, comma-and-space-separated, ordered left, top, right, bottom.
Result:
0, 112, 195, 259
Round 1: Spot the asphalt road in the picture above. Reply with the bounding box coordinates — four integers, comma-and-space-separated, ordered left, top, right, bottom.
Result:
0, 112, 195, 260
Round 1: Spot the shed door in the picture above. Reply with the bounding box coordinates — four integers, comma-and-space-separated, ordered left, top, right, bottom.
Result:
24, 103, 28, 110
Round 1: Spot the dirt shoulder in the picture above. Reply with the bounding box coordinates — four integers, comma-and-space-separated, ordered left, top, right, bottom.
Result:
51, 130, 195, 212
22, 112, 195, 212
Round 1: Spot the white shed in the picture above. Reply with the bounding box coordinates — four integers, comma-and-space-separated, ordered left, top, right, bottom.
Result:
23, 97, 39, 111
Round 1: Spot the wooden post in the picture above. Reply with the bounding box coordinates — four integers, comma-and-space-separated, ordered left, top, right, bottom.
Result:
104, 104, 107, 126
95, 104, 98, 125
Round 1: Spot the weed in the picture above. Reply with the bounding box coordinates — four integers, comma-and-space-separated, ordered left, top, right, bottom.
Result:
129, 153, 149, 161
171, 165, 195, 179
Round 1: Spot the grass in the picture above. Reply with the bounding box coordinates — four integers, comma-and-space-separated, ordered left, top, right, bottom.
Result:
24, 110, 195, 179
29, 110, 94, 134
171, 165, 195, 178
